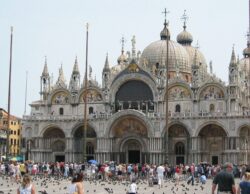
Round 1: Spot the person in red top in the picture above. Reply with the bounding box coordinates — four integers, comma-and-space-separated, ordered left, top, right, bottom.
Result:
175, 165, 180, 185
190, 163, 195, 186
100, 164, 105, 180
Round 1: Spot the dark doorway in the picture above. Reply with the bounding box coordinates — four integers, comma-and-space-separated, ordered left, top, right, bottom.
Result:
87, 155, 94, 161
212, 156, 218, 165
128, 150, 140, 164
55, 155, 65, 162
176, 156, 184, 165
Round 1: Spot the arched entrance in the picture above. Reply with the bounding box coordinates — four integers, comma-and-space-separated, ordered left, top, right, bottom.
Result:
43, 127, 65, 162
175, 142, 185, 165
110, 116, 149, 163
239, 126, 250, 164
167, 124, 190, 165
198, 124, 227, 165
73, 125, 97, 162
122, 139, 142, 164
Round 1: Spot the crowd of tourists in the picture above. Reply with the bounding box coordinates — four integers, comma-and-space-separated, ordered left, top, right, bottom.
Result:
0, 160, 250, 194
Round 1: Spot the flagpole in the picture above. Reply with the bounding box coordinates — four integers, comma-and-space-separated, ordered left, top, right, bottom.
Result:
7, 26, 13, 159
83, 23, 89, 162
24, 71, 28, 115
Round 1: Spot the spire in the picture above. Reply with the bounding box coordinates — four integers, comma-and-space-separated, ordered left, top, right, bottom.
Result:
103, 53, 110, 71
209, 61, 213, 74
160, 8, 170, 40
42, 56, 49, 76
193, 48, 198, 66
193, 42, 199, 67
243, 0, 250, 57
69, 57, 80, 92
230, 45, 237, 66
72, 56, 79, 74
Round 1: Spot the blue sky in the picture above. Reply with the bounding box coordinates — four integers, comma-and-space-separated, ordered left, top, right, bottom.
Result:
0, 0, 248, 117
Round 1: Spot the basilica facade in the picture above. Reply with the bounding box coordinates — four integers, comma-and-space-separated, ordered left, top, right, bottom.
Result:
22, 17, 250, 165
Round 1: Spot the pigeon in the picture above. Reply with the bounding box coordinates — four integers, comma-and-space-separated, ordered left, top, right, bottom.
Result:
38, 190, 48, 194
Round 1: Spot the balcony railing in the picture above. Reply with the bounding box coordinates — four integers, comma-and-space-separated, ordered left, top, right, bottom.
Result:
23, 110, 250, 121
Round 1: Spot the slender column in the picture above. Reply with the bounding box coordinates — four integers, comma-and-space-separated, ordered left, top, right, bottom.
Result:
6, 27, 13, 159
83, 23, 89, 162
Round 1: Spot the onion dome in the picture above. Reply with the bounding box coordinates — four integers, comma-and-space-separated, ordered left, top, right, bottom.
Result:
243, 41, 250, 57
239, 37, 250, 73
176, 12, 207, 78
177, 26, 193, 45
117, 36, 128, 64
160, 20, 170, 40
177, 11, 193, 45
117, 52, 128, 64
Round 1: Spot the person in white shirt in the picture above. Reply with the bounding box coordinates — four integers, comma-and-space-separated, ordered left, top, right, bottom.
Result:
17, 174, 36, 194
157, 164, 165, 188
128, 179, 137, 194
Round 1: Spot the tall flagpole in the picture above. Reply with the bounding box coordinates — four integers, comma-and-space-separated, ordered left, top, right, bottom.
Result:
165, 26, 169, 164
24, 71, 28, 115
7, 26, 13, 159
161, 8, 170, 164
83, 23, 89, 162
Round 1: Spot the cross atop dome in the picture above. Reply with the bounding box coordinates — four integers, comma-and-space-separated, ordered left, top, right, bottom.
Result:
120, 36, 126, 54
181, 10, 189, 30
162, 8, 170, 26
160, 8, 171, 40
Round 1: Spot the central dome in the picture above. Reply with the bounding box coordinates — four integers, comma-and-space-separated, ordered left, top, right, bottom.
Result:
139, 39, 191, 73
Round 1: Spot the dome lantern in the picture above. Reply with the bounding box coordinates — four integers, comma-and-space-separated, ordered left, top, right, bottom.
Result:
177, 10, 193, 45
160, 20, 171, 40
117, 36, 128, 64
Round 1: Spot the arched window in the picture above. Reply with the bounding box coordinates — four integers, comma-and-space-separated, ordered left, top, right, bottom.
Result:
86, 142, 94, 155
175, 104, 181, 113
59, 108, 64, 115
89, 107, 94, 114
175, 142, 185, 155
209, 104, 215, 112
